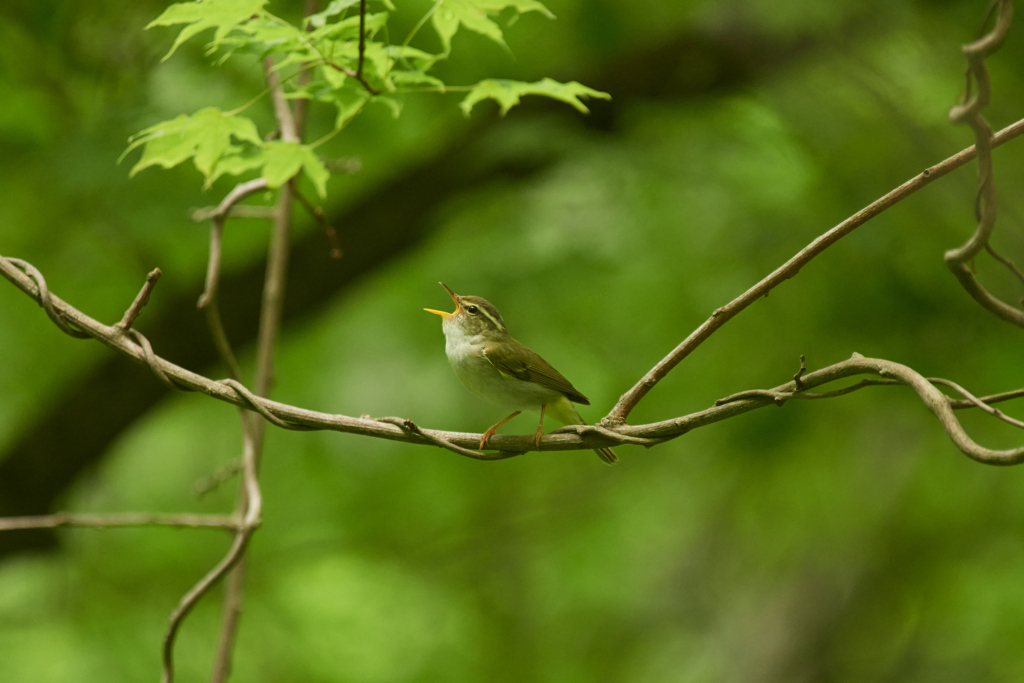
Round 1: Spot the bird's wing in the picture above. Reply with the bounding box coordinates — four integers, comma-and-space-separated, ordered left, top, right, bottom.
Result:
482, 341, 591, 405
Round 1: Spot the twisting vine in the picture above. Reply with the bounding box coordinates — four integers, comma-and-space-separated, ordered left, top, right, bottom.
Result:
944, 0, 1024, 326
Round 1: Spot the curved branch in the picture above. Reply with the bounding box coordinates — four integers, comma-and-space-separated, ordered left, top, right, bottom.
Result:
929, 377, 1024, 430
2, 254, 1020, 464
161, 412, 262, 683
606, 114, 1024, 424
195, 179, 272, 382
640, 354, 1024, 465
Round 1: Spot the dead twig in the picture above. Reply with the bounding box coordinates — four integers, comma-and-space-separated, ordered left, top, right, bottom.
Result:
793, 354, 807, 391
115, 268, 161, 332
292, 180, 342, 258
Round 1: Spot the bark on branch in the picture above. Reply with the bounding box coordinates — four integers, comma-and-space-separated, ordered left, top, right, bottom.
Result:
1, 255, 1020, 464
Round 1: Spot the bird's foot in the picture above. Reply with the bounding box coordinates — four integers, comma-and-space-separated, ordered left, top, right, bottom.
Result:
479, 411, 521, 450
479, 428, 497, 451
532, 404, 547, 449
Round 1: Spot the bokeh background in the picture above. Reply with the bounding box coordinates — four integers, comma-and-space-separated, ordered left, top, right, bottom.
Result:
2, 0, 1024, 680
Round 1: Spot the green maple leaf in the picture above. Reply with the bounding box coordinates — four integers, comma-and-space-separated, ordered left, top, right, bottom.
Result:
124, 107, 262, 180
431, 0, 553, 54
460, 78, 610, 116
261, 141, 330, 198
206, 145, 267, 186
147, 0, 268, 60
306, 0, 395, 28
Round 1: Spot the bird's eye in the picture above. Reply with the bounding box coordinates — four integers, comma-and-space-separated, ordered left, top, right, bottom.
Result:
466, 305, 479, 314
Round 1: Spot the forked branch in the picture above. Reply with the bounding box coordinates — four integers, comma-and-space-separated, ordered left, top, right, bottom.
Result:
605, 115, 1024, 424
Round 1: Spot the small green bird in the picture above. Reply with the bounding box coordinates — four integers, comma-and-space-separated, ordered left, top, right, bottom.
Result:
425, 282, 617, 464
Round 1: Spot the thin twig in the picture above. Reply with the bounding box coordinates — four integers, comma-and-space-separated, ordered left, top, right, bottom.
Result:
0, 512, 238, 532
194, 461, 243, 499
985, 242, 1024, 291
680, 353, 1024, 465
193, 178, 269, 225
713, 379, 907, 406
716, 388, 791, 406
191, 205, 276, 221
196, 178, 270, 382
949, 386, 1024, 409
793, 354, 807, 391
199, 215, 243, 379
357, 0, 369, 80
319, 0, 382, 95
199, 234, 241, 379
605, 114, 1024, 424
292, 180, 342, 258
351, 0, 380, 95
115, 268, 162, 331
162, 414, 261, 683
929, 377, 1024, 429
207, 55, 300, 683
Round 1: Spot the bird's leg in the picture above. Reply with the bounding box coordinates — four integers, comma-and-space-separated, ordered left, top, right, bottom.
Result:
479, 411, 521, 450
533, 404, 547, 449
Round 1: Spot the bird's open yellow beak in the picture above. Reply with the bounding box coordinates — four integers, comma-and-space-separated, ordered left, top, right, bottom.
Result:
424, 281, 460, 318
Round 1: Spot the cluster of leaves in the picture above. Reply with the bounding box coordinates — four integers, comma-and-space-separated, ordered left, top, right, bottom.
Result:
125, 0, 609, 195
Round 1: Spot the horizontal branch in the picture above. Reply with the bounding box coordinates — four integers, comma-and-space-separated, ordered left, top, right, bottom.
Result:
191, 205, 276, 222
0, 512, 238, 532
949, 386, 1024, 409
1, 255, 1020, 464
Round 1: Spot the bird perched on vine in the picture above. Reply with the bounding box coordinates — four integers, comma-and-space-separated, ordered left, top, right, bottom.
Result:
425, 283, 617, 464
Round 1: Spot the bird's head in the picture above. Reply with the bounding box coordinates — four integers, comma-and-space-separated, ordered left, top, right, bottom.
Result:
424, 282, 508, 338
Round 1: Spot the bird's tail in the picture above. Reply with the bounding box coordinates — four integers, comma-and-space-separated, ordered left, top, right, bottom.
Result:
550, 398, 618, 466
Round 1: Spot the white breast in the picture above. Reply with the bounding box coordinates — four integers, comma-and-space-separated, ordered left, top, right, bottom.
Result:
442, 323, 562, 412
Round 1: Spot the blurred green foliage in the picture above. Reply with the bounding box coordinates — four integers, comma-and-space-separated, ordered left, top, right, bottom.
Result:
2, 0, 1024, 681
